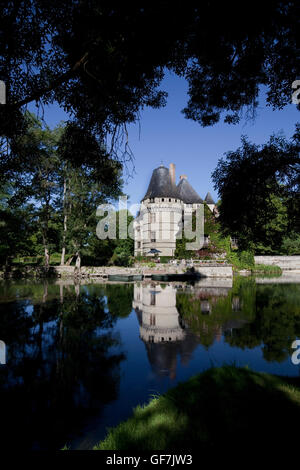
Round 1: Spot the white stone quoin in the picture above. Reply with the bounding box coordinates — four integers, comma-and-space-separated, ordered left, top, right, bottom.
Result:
134, 163, 216, 257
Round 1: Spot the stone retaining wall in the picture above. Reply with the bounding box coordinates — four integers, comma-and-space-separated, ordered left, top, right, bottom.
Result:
1, 263, 233, 279
254, 256, 300, 270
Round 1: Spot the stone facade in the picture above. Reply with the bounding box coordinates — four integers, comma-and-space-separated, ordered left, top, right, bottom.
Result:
134, 163, 216, 257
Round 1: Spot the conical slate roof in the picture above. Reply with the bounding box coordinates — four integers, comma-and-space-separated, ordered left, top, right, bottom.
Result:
142, 165, 179, 201
177, 177, 203, 204
204, 192, 215, 204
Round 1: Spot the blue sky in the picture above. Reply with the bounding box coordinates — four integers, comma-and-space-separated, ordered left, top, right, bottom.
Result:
29, 71, 299, 209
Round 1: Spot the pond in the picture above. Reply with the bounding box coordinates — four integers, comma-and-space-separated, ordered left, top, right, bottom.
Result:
0, 276, 299, 450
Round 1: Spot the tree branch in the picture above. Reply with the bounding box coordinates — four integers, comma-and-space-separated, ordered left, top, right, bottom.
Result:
11, 52, 89, 109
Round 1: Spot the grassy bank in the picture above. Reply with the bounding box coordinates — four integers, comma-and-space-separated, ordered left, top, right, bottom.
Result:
95, 366, 300, 451
251, 264, 282, 275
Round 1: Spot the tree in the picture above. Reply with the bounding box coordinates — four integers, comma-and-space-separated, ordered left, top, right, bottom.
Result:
212, 127, 300, 251
0, 1, 299, 156
1, 112, 62, 267
0, 112, 124, 268
62, 165, 122, 270
281, 232, 300, 255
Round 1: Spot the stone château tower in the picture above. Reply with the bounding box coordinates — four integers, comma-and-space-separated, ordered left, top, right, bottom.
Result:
134, 163, 215, 257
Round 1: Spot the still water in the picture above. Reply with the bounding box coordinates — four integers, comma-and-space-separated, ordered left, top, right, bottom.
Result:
0, 276, 299, 450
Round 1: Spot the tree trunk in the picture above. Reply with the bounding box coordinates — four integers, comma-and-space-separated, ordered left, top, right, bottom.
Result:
61, 246, 66, 266
44, 246, 50, 269
43, 281, 48, 303
60, 177, 67, 265
74, 281, 80, 298
59, 284, 64, 304
75, 251, 81, 271
66, 255, 74, 266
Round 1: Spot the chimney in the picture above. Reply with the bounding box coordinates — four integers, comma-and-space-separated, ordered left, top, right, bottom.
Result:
180, 174, 187, 180
169, 163, 175, 185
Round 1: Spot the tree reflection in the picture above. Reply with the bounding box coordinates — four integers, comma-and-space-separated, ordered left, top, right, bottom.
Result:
105, 283, 134, 318
0, 281, 125, 450
227, 284, 300, 362
177, 278, 300, 362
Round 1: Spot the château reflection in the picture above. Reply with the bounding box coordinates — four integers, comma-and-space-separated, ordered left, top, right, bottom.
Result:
133, 277, 300, 371
133, 279, 236, 379
133, 282, 195, 380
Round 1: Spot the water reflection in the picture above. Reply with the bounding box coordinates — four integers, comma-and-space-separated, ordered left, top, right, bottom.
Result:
133, 280, 238, 379
133, 282, 193, 379
0, 281, 125, 450
0, 277, 300, 450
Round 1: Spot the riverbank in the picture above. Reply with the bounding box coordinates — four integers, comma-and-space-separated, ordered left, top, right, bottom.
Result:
0, 263, 234, 279
95, 365, 300, 451
2, 257, 300, 280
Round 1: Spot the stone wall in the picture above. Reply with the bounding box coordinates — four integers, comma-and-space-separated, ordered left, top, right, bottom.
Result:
254, 256, 300, 270
1, 263, 233, 279
194, 265, 233, 278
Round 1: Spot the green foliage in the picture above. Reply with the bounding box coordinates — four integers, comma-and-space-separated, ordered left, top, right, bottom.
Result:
159, 256, 172, 264
1, 2, 298, 146
0, 112, 124, 268
175, 205, 227, 259
212, 130, 299, 252
106, 211, 134, 267
281, 233, 300, 255
226, 250, 255, 270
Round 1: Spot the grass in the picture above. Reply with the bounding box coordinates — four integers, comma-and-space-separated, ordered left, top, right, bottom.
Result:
95, 365, 300, 451
251, 264, 282, 275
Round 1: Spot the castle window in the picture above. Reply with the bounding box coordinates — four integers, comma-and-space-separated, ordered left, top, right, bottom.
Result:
150, 213, 156, 223
151, 231, 156, 242
150, 293, 156, 305
150, 314, 156, 325
162, 198, 164, 202
137, 241, 141, 248
169, 198, 171, 202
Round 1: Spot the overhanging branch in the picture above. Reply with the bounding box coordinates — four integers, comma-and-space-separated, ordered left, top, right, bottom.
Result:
10, 52, 89, 109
